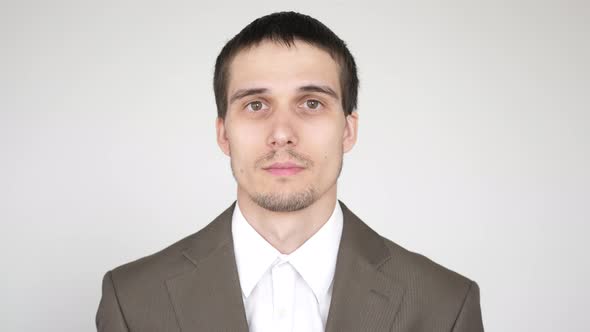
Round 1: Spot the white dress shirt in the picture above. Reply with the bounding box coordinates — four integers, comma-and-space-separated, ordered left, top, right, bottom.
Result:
231, 199, 343, 332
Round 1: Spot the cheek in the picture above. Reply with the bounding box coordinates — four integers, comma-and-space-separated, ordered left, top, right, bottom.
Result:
309, 123, 343, 150
307, 134, 342, 168
228, 124, 258, 150
228, 126, 264, 170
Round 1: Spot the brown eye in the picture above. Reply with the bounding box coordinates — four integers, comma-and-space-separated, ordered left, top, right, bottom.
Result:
306, 99, 321, 109
247, 101, 264, 111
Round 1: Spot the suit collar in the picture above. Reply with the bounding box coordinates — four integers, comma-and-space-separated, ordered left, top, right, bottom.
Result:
165, 199, 405, 332
165, 201, 249, 331
325, 201, 406, 331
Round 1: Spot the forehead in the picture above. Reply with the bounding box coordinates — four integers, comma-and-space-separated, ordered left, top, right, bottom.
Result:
227, 39, 341, 97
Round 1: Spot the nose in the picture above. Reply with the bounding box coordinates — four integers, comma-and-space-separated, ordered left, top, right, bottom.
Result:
266, 106, 298, 149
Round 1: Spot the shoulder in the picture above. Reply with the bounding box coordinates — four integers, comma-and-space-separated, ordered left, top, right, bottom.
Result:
96, 204, 236, 329
107, 231, 196, 287
378, 235, 477, 310
339, 200, 476, 300
104, 214, 230, 299
378, 236, 484, 329
338, 201, 482, 328
105, 202, 235, 288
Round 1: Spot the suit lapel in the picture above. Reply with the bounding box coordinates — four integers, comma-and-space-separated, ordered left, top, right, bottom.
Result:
325, 201, 406, 332
164, 199, 406, 332
165, 201, 249, 332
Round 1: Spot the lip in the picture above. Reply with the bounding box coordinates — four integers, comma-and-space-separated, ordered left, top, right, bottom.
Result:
263, 162, 305, 176
264, 162, 304, 169
265, 167, 304, 176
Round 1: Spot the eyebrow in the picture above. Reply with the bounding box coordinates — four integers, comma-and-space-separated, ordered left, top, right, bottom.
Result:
229, 88, 268, 105
298, 85, 339, 100
228, 84, 339, 105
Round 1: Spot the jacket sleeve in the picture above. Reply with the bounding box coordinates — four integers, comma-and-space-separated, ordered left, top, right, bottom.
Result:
451, 281, 484, 332
96, 271, 130, 332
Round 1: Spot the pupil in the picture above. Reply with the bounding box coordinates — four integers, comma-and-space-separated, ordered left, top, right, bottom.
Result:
308, 100, 317, 108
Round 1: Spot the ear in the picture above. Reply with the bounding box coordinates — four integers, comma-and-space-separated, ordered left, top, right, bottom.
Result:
342, 111, 359, 153
216, 116, 231, 156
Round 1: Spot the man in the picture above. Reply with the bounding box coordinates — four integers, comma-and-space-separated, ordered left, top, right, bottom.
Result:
96, 11, 484, 332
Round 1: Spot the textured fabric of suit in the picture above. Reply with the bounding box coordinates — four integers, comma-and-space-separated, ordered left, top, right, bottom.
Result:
96, 200, 484, 331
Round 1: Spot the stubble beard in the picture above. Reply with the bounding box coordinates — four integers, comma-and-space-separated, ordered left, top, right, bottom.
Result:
230, 154, 344, 213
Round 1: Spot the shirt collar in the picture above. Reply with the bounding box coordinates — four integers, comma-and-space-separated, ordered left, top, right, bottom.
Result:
231, 199, 343, 301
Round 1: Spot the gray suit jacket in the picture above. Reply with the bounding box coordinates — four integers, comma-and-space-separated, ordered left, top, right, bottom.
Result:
96, 200, 484, 331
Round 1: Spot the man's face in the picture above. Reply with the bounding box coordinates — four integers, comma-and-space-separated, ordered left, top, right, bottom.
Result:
216, 39, 358, 212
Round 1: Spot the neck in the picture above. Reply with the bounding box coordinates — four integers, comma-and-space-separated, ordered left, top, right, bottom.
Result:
236, 184, 338, 254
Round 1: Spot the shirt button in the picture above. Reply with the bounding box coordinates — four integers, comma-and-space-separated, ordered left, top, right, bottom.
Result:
278, 307, 287, 318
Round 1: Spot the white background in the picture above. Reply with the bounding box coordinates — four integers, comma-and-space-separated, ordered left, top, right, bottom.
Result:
1, 0, 589, 331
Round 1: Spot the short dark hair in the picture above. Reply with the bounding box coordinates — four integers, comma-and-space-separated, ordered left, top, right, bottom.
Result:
213, 11, 359, 120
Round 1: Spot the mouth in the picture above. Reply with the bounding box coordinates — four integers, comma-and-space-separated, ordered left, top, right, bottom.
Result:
264, 167, 304, 176
262, 160, 306, 176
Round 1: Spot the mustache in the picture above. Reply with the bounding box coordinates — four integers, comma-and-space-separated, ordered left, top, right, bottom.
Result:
257, 149, 313, 168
